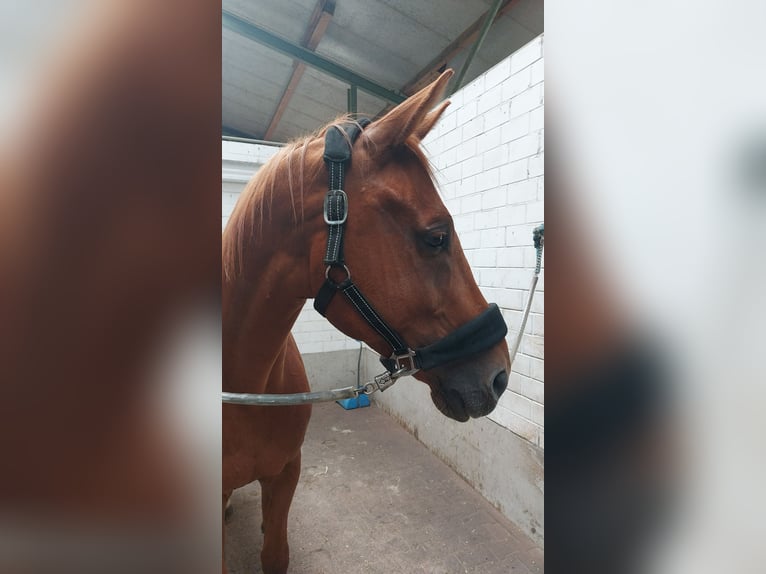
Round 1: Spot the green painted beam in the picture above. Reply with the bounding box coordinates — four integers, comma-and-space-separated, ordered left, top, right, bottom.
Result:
452, 0, 505, 93
223, 10, 406, 105
347, 85, 357, 114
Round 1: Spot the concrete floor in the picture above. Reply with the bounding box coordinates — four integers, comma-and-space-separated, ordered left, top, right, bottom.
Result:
225, 402, 543, 573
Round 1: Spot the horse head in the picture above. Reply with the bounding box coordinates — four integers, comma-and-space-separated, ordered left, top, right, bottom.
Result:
310, 70, 511, 422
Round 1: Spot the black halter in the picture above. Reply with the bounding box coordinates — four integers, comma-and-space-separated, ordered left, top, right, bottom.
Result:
313, 121, 508, 375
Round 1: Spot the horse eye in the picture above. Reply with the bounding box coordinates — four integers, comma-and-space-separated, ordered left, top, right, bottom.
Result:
425, 231, 447, 249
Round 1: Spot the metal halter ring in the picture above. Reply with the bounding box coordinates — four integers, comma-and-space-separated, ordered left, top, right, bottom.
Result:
325, 263, 351, 285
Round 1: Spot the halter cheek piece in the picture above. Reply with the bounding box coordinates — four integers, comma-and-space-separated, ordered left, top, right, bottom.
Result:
313, 121, 508, 378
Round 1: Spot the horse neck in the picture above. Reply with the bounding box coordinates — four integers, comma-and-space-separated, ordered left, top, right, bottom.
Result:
223, 169, 325, 394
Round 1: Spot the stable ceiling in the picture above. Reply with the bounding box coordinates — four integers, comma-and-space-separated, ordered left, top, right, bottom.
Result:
223, 0, 543, 143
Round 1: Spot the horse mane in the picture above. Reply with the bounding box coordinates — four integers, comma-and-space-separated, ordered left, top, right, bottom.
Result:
222, 116, 436, 282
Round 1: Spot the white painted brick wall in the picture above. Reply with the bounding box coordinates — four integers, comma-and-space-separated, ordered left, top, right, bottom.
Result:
221, 33, 544, 448
221, 141, 281, 230
423, 34, 544, 448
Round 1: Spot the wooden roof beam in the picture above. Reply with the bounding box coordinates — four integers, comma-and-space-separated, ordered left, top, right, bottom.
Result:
263, 0, 335, 141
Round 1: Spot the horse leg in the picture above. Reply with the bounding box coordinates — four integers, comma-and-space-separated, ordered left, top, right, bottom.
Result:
259, 453, 302, 574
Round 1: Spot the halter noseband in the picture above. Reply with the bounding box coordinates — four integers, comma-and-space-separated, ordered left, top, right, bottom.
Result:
313, 121, 508, 377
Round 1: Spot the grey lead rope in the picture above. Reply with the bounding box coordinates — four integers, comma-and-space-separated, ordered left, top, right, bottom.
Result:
222, 223, 544, 406
509, 223, 544, 366
222, 387, 360, 406
222, 369, 403, 406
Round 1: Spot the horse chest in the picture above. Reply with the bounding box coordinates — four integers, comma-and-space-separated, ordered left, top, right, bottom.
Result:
223, 405, 311, 486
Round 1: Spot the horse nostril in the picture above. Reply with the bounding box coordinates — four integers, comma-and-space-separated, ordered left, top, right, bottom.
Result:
492, 370, 509, 399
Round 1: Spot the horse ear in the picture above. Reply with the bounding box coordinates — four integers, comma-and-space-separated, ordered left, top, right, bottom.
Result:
366, 69, 454, 150
413, 100, 451, 141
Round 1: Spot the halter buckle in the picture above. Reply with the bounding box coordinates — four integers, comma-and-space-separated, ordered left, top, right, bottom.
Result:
389, 349, 419, 377
362, 371, 399, 395
323, 189, 348, 225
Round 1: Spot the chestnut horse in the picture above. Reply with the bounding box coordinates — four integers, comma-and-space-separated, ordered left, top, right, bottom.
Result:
222, 70, 510, 574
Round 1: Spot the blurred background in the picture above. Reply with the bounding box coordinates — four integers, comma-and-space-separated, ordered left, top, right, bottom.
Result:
547, 1, 766, 572
0, 1, 220, 573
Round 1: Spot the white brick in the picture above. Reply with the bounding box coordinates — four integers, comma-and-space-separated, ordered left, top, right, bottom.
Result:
439, 181, 457, 200
455, 175, 476, 197
531, 314, 544, 336
494, 288, 524, 311
483, 144, 508, 170
528, 152, 544, 177
477, 83, 503, 114
441, 127, 461, 151
530, 58, 544, 86
521, 376, 544, 403
456, 137, 477, 160
474, 210, 498, 230
530, 106, 544, 132
476, 167, 500, 192
462, 116, 484, 140
479, 228, 505, 248
461, 75, 485, 102
459, 230, 480, 249
477, 126, 502, 154
507, 372, 524, 395
499, 204, 526, 226
530, 402, 544, 426
510, 353, 531, 377
422, 137, 441, 158
460, 193, 482, 213
507, 180, 538, 205
521, 335, 544, 359
530, 357, 545, 382
439, 110, 457, 133
461, 155, 483, 178
481, 186, 506, 209
503, 268, 531, 289
509, 134, 539, 161
526, 200, 544, 223
510, 36, 542, 74
510, 84, 543, 119
484, 57, 511, 89
440, 162, 461, 184
444, 198, 460, 215
456, 100, 478, 126
501, 113, 530, 143
448, 88, 463, 109
501, 66, 531, 101
438, 145, 458, 171
453, 213, 474, 233
482, 101, 510, 127
496, 247, 525, 267
502, 309, 524, 332
531, 293, 544, 314
499, 159, 528, 185
507, 392, 532, 420
472, 248, 496, 267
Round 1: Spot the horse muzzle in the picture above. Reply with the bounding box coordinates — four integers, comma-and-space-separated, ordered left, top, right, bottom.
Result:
428, 365, 509, 422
